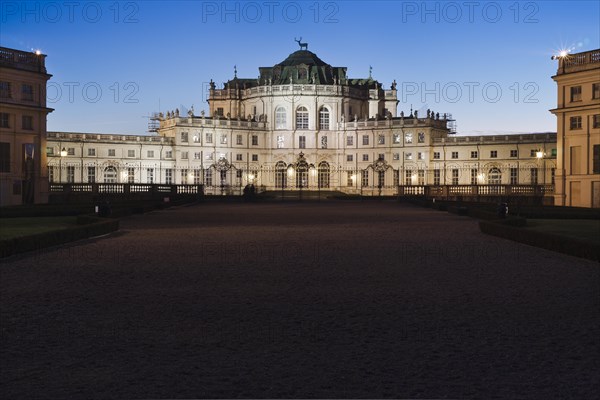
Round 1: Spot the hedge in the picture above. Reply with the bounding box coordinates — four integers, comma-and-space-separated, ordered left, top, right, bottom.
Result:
0, 217, 119, 258
479, 220, 599, 262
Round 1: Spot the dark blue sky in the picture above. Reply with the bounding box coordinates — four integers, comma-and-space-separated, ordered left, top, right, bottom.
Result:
2, 0, 599, 134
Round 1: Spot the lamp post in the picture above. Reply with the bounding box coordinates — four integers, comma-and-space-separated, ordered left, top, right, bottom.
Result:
59, 147, 67, 183
536, 149, 547, 200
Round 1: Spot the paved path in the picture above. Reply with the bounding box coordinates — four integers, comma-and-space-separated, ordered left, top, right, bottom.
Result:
1, 202, 598, 398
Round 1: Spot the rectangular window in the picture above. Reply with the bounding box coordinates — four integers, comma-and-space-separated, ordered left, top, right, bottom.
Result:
433, 152, 440, 159
205, 169, 213, 186
593, 145, 600, 174
452, 151, 458, 159
297, 135, 306, 149
417, 170, 425, 185
361, 170, 368, 187
252, 135, 258, 146
147, 150, 154, 158
452, 169, 459, 185
48, 166, 54, 183
216, 107, 224, 116
593, 83, 600, 100
347, 154, 353, 162
128, 167, 135, 183
530, 149, 538, 157
433, 169, 440, 185
296, 109, 308, 130
21, 84, 34, 101
362, 154, 369, 162
593, 114, 600, 129
510, 168, 518, 184
181, 151, 188, 159
470, 168, 478, 185
346, 136, 354, 146
393, 153, 400, 161
347, 171, 354, 187
510, 149, 518, 157
195, 152, 202, 160
393, 134, 401, 144
194, 169, 202, 184
471, 151, 478, 158
570, 146, 581, 174
206, 133, 213, 143
490, 150, 497, 158
362, 135, 369, 145
393, 170, 399, 186
193, 134, 200, 143
236, 134, 243, 145
108, 149, 116, 157
405, 132, 413, 144
0, 142, 10, 172
418, 152, 424, 160
570, 85, 582, 102
277, 135, 284, 149
205, 153, 214, 161
181, 132, 188, 142
87, 148, 96, 156
321, 136, 327, 149
319, 109, 329, 130
220, 134, 227, 145
128, 149, 135, 157
378, 154, 385, 161
570, 116, 582, 130
405, 170, 412, 186
405, 152, 412, 160
165, 169, 173, 184
165, 150, 173, 158
0, 81, 11, 98
147, 168, 154, 184
530, 168, 538, 184
67, 166, 75, 183
252, 154, 258, 161
378, 135, 385, 145
418, 132, 425, 143
67, 148, 75, 156
236, 154, 243, 161
181, 169, 188, 184
0, 113, 9, 128
22, 116, 33, 130
87, 166, 96, 183
47, 147, 54, 156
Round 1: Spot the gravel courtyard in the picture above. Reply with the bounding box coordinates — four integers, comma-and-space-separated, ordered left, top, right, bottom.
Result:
1, 201, 598, 399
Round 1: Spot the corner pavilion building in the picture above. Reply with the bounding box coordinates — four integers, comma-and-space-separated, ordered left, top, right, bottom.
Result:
47, 47, 557, 199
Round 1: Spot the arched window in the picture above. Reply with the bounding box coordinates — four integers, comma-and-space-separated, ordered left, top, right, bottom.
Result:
275, 161, 287, 188
488, 168, 502, 184
275, 107, 286, 130
296, 106, 308, 130
319, 107, 330, 130
104, 166, 118, 183
318, 161, 330, 188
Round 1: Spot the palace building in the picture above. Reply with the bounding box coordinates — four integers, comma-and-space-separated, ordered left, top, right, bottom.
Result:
45, 46, 558, 200
550, 49, 600, 208
0, 47, 53, 206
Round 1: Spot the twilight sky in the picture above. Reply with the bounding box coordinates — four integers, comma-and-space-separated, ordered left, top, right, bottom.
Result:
2, 0, 599, 135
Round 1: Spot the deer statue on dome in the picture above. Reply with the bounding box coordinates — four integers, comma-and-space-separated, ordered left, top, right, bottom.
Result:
294, 37, 308, 50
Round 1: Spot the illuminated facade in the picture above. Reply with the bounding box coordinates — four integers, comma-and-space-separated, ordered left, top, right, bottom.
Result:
550, 49, 600, 208
47, 48, 557, 197
0, 47, 53, 206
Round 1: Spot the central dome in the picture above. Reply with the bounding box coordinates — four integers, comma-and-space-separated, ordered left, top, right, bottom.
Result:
276, 50, 330, 67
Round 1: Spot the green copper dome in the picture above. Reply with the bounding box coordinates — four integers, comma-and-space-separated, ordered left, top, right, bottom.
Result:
276, 50, 330, 67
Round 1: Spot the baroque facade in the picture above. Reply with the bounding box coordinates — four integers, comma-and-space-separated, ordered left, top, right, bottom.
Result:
0, 47, 53, 206
46, 48, 557, 197
550, 49, 600, 208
